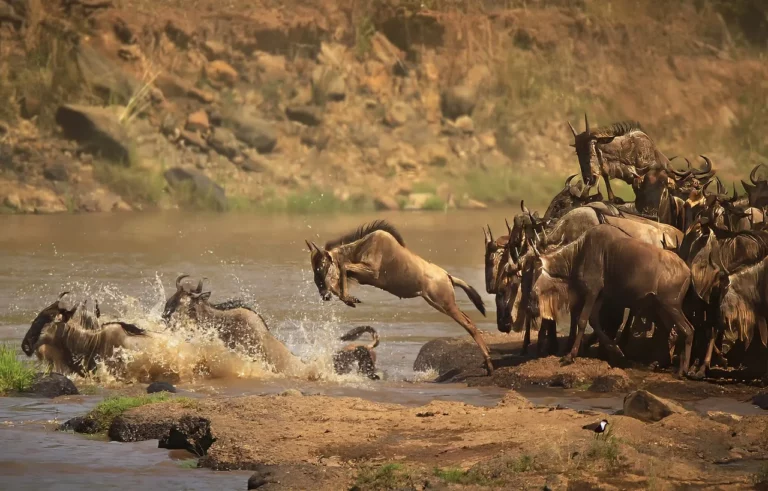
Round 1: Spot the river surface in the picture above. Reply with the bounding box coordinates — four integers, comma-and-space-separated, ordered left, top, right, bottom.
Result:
0, 209, 520, 490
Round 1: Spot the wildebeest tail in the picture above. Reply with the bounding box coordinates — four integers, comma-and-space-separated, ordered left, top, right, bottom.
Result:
102, 321, 146, 336
339, 325, 379, 349
450, 276, 487, 317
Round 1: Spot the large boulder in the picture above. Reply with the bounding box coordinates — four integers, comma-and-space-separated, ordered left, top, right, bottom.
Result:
440, 85, 477, 120
25, 373, 78, 398
55, 104, 133, 163
164, 167, 228, 211
623, 390, 688, 423
208, 127, 240, 159
226, 114, 277, 154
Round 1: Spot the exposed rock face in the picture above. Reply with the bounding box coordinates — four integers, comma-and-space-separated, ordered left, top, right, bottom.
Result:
163, 167, 228, 211
158, 415, 216, 456
623, 390, 689, 423
55, 105, 133, 163
108, 415, 177, 442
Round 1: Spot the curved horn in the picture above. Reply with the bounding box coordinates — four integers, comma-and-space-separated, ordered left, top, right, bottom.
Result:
695, 155, 713, 176
521, 200, 530, 215
483, 226, 490, 244
715, 177, 726, 196
565, 174, 577, 187
671, 159, 693, 179
196, 277, 207, 293
487, 225, 494, 243
584, 113, 590, 135
57, 291, 71, 300
732, 183, 739, 201
175, 274, 190, 290
567, 121, 577, 138
750, 163, 766, 185
505, 218, 513, 237
528, 237, 541, 258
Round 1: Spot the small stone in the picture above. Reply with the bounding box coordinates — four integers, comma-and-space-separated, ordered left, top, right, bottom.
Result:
440, 85, 477, 120
179, 130, 208, 150
383, 102, 414, 127
752, 392, 768, 410
285, 105, 322, 126
188, 87, 216, 104
454, 115, 474, 134
478, 131, 497, 149
241, 156, 268, 173
311, 66, 345, 102
202, 40, 227, 60
280, 389, 303, 397
118, 45, 142, 62
707, 411, 742, 425
4, 194, 21, 210
623, 390, 688, 423
374, 196, 400, 211
185, 110, 210, 133
204, 60, 238, 88
208, 127, 239, 158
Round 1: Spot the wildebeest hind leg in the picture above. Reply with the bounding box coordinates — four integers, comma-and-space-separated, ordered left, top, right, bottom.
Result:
520, 317, 531, 356
562, 294, 596, 365
587, 300, 625, 365
657, 305, 694, 378
423, 294, 494, 374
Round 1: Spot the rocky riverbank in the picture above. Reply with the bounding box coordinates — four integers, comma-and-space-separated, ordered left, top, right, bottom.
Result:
1, 0, 767, 213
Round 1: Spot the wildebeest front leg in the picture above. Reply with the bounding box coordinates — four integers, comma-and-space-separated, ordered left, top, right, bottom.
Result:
520, 316, 532, 356
338, 263, 362, 307
690, 325, 716, 380
562, 293, 596, 365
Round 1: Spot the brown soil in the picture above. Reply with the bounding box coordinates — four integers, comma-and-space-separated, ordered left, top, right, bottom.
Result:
119, 389, 768, 489
1, 1, 767, 213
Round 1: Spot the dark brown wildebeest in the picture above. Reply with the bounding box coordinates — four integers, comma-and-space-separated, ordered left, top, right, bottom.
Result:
718, 256, 768, 378
741, 163, 768, 210
526, 224, 696, 377
483, 225, 509, 295
332, 325, 380, 380
306, 220, 492, 374
567, 116, 679, 203
542, 174, 604, 222
21, 291, 77, 357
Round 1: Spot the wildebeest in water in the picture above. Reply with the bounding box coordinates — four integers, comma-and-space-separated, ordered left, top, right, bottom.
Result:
306, 220, 493, 374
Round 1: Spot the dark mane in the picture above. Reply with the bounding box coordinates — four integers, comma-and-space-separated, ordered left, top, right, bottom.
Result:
324, 219, 406, 250
592, 120, 643, 138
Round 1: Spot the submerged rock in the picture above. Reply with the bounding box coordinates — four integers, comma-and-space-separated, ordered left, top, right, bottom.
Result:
147, 381, 177, 394
158, 415, 216, 456
60, 416, 99, 434
108, 415, 177, 442
623, 390, 688, 423
26, 373, 78, 398
752, 392, 768, 410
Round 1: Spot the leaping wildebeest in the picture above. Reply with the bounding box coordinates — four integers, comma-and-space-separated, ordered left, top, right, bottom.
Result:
527, 224, 696, 377
306, 220, 493, 374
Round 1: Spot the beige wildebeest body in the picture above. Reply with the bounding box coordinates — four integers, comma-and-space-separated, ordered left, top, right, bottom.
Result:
307, 220, 493, 373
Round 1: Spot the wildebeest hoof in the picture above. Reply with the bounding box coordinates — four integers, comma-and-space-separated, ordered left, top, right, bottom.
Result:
343, 297, 361, 307
484, 359, 495, 375
560, 355, 574, 366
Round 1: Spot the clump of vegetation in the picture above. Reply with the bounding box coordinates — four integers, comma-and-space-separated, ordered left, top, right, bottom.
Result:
93, 160, 166, 206
168, 180, 227, 212
0, 343, 37, 394
421, 195, 447, 211
86, 393, 175, 432
433, 466, 492, 486
753, 462, 768, 490
586, 427, 622, 470
353, 463, 420, 490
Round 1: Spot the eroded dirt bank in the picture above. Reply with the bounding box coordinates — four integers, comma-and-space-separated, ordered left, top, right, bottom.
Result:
103, 388, 768, 490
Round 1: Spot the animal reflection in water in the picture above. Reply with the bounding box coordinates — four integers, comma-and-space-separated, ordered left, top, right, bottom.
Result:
21, 277, 381, 382
306, 219, 493, 374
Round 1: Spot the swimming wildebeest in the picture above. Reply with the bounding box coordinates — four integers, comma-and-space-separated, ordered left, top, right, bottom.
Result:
526, 224, 696, 377
332, 325, 380, 380
306, 219, 493, 374
162, 275, 317, 377
21, 291, 77, 357
567, 116, 676, 203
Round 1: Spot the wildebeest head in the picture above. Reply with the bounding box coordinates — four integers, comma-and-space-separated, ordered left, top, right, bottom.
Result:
483, 225, 509, 294
741, 164, 768, 209
21, 292, 76, 356
568, 114, 618, 186
162, 274, 210, 322
543, 174, 603, 221
306, 241, 339, 301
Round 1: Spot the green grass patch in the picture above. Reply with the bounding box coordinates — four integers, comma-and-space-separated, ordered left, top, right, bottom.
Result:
433, 466, 492, 485
459, 167, 564, 210
86, 393, 178, 432
168, 180, 227, 212
0, 343, 37, 394
421, 195, 446, 211
353, 463, 419, 490
586, 427, 621, 470
256, 188, 374, 215
93, 161, 166, 206
177, 458, 199, 469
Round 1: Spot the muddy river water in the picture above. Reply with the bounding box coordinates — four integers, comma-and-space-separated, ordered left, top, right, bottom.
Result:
0, 210, 764, 489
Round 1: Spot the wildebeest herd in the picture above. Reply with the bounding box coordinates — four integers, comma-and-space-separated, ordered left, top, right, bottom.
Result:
16, 114, 768, 384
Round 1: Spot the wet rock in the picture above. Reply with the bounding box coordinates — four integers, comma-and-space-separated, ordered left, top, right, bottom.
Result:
60, 416, 99, 434
55, 104, 132, 163
440, 85, 476, 120
374, 195, 400, 211
208, 127, 240, 158
205, 60, 238, 88
4, 193, 21, 210
186, 110, 210, 133
227, 114, 277, 154
404, 192, 439, 211
164, 167, 227, 211
76, 45, 143, 105
285, 105, 322, 126
707, 411, 742, 425
414, 338, 485, 378
25, 373, 78, 398
459, 198, 488, 210
588, 370, 633, 393
147, 381, 177, 394
752, 392, 768, 410
623, 390, 688, 423
109, 415, 177, 442
311, 66, 345, 102
158, 415, 216, 456
78, 188, 132, 212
